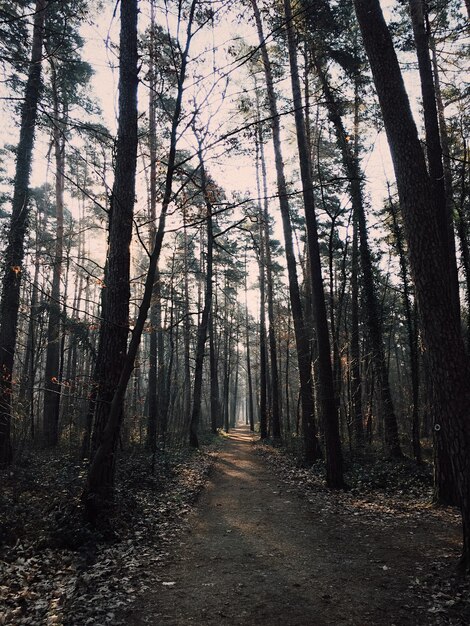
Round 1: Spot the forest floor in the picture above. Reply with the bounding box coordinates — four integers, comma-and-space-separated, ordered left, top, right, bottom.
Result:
2, 428, 470, 625
124, 427, 470, 626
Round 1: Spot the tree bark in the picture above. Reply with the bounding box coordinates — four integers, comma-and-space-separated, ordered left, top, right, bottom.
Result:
284, 0, 343, 486
251, 0, 321, 464
255, 139, 269, 438
256, 103, 282, 441
245, 280, 255, 433
43, 59, 64, 447
313, 55, 402, 458
408, 0, 460, 321
189, 148, 214, 448
82, 0, 197, 523
388, 195, 421, 463
353, 0, 470, 571
147, 0, 158, 452
0, 0, 47, 467
83, 0, 138, 518
350, 220, 364, 448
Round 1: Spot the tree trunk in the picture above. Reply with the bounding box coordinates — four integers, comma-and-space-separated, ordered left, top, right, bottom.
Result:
313, 53, 402, 458
43, 60, 64, 447
251, 0, 321, 464
82, 0, 197, 523
0, 0, 47, 467
19, 205, 44, 436
256, 105, 282, 441
408, 0, 460, 321
83, 0, 138, 519
284, 0, 343, 486
245, 300, 255, 433
147, 0, 158, 452
223, 299, 231, 434
388, 195, 421, 463
350, 221, 364, 448
258, 225, 268, 439
353, 0, 470, 571
209, 306, 220, 434
189, 148, 214, 448
182, 207, 192, 431
455, 141, 470, 350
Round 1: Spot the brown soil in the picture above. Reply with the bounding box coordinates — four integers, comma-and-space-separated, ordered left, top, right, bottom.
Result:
127, 427, 462, 625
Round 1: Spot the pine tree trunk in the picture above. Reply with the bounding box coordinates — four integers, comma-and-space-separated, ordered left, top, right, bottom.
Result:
19, 206, 44, 434
82, 0, 198, 505
0, 0, 47, 466
83, 0, 138, 519
258, 116, 282, 441
209, 307, 220, 434
182, 209, 192, 431
43, 61, 64, 446
313, 54, 402, 458
456, 146, 470, 350
223, 301, 231, 434
253, 112, 269, 439
231, 345, 239, 427
189, 149, 214, 448
388, 197, 421, 463
251, 0, 321, 464
350, 222, 364, 447
155, 269, 167, 442
245, 298, 255, 433
147, 0, 158, 452
284, 0, 343, 486
408, 0, 460, 320
429, 31, 469, 353
353, 0, 470, 571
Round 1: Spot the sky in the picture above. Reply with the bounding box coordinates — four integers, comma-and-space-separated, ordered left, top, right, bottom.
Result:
0, 0, 466, 317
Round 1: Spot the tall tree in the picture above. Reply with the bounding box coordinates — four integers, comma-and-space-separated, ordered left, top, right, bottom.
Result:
83, 0, 139, 519
189, 143, 215, 448
353, 0, 470, 571
83, 0, 198, 523
146, 0, 159, 452
250, 0, 321, 465
0, 0, 47, 466
312, 56, 402, 458
408, 0, 460, 320
256, 104, 281, 441
42, 3, 93, 446
284, 0, 344, 486
254, 114, 269, 439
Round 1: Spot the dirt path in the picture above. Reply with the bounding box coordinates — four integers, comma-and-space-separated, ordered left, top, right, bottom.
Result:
128, 428, 460, 625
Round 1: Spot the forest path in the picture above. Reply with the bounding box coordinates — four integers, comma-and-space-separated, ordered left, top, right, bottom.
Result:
127, 427, 456, 625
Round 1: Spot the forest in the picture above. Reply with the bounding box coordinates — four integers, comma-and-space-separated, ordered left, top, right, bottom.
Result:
0, 0, 469, 624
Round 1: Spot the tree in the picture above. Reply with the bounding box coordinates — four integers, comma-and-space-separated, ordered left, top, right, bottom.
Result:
408, 0, 459, 320
189, 141, 215, 448
0, 0, 47, 467
312, 57, 402, 458
42, 1, 94, 446
250, 0, 321, 465
83, 0, 198, 523
82, 0, 139, 521
284, 0, 344, 486
353, 0, 470, 571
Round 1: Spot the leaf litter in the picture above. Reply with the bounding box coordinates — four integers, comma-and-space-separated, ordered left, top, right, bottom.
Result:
254, 442, 470, 625
0, 446, 213, 625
